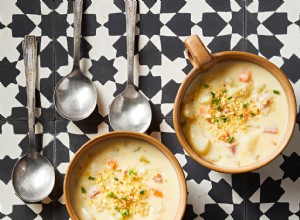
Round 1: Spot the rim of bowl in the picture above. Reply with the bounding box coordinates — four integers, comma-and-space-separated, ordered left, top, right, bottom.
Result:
64, 131, 187, 220
174, 51, 296, 174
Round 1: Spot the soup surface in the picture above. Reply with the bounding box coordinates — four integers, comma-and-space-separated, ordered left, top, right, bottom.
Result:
71, 138, 181, 220
181, 61, 288, 167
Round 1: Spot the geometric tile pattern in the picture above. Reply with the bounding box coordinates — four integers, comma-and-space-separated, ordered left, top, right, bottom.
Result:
1, 0, 300, 219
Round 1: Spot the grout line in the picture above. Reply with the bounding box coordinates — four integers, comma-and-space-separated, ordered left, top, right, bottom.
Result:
52, 1, 57, 220
243, 2, 248, 220
243, 0, 247, 52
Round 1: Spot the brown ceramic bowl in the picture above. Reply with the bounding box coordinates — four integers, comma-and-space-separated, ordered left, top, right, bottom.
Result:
64, 131, 187, 220
173, 35, 296, 173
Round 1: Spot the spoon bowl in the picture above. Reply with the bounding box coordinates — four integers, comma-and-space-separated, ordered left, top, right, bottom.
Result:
12, 152, 55, 202
54, 0, 97, 121
109, 85, 152, 132
54, 67, 97, 121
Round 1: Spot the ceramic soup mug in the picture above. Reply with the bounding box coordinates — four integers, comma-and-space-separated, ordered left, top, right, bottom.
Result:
173, 35, 296, 173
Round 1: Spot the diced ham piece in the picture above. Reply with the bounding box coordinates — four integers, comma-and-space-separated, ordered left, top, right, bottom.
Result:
228, 142, 238, 155
199, 105, 209, 115
152, 189, 163, 198
239, 68, 252, 83
264, 127, 278, 134
106, 158, 118, 170
152, 173, 163, 183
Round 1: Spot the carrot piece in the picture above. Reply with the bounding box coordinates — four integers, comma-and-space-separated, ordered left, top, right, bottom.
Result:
152, 189, 163, 198
106, 159, 118, 170
90, 191, 101, 199
239, 68, 252, 82
152, 173, 163, 183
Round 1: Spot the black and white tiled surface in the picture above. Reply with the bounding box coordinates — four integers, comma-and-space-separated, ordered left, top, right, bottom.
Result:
1, 0, 300, 219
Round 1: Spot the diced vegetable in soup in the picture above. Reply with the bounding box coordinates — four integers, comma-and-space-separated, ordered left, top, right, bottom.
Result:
71, 139, 181, 220
181, 61, 288, 167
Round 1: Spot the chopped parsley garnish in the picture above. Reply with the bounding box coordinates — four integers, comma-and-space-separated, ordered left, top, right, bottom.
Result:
239, 114, 244, 119
115, 207, 120, 212
114, 177, 119, 181
114, 195, 118, 199
273, 90, 280, 95
220, 116, 227, 122
140, 190, 145, 195
243, 103, 248, 108
108, 192, 114, 197
221, 88, 227, 93
250, 112, 256, 116
122, 209, 130, 217
214, 118, 219, 123
227, 96, 232, 100
228, 136, 234, 144
88, 176, 95, 181
204, 84, 209, 88
128, 169, 135, 175
81, 187, 86, 194
121, 196, 127, 200
210, 91, 215, 98
212, 98, 220, 105
216, 105, 222, 111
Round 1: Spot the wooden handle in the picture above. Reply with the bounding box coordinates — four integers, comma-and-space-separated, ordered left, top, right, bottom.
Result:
184, 35, 215, 70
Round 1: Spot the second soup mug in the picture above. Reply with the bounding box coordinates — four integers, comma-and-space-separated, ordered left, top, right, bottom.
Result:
173, 35, 296, 173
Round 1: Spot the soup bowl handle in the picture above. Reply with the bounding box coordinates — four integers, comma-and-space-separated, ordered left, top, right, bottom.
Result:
184, 35, 215, 71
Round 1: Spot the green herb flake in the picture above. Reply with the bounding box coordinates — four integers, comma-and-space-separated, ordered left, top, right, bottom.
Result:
212, 98, 220, 105
243, 103, 248, 108
221, 88, 227, 93
128, 169, 135, 175
121, 196, 127, 200
213, 118, 219, 123
108, 192, 114, 197
250, 112, 256, 116
273, 90, 280, 95
88, 176, 95, 181
81, 187, 87, 194
239, 114, 244, 119
227, 96, 232, 100
114, 195, 118, 199
122, 209, 130, 217
228, 136, 234, 144
204, 84, 209, 88
220, 116, 227, 122
210, 91, 215, 98
115, 207, 120, 212
114, 177, 119, 181
216, 105, 222, 111
140, 190, 145, 195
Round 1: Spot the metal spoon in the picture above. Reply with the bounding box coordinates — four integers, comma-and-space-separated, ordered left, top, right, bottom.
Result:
12, 36, 55, 202
54, 0, 97, 121
109, 0, 152, 133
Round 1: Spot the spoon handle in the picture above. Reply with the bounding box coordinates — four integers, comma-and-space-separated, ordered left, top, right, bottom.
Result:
23, 36, 37, 152
125, 0, 137, 86
73, 0, 83, 67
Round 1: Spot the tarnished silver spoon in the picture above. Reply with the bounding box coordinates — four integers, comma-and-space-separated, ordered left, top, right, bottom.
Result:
109, 0, 152, 133
54, 0, 97, 121
12, 36, 55, 202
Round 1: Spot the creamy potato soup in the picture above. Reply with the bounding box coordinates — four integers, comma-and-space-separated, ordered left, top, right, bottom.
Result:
181, 61, 288, 167
71, 138, 180, 220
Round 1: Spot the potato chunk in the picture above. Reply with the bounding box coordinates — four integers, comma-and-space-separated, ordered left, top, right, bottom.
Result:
188, 125, 211, 155
181, 102, 198, 119
243, 133, 259, 152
